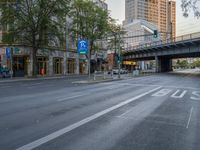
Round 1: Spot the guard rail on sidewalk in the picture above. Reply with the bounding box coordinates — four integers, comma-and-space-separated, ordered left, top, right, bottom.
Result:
93, 71, 113, 81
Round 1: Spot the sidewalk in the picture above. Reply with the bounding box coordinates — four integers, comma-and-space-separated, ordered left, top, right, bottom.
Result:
0, 74, 87, 83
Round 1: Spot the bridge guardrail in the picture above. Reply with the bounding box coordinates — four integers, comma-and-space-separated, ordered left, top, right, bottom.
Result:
124, 32, 200, 52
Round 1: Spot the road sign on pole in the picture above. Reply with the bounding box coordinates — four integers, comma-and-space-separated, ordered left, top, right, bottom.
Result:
6, 47, 11, 59
77, 39, 89, 55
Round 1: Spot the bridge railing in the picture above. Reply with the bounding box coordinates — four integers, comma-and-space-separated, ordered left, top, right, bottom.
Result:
125, 32, 200, 51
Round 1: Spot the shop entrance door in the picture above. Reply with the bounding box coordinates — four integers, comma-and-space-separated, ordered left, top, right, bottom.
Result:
13, 56, 28, 77
37, 57, 48, 75
53, 58, 63, 75
67, 59, 75, 74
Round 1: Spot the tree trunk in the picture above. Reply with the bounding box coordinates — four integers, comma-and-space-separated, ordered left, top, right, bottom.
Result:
32, 47, 37, 78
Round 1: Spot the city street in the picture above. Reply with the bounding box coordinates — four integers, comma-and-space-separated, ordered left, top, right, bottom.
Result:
0, 72, 200, 150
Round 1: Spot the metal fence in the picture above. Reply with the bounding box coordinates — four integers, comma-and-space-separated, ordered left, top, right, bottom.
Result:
124, 32, 200, 51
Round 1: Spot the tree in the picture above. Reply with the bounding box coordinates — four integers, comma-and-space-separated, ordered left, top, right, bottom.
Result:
191, 58, 200, 67
70, 0, 110, 55
0, 0, 71, 77
176, 59, 189, 68
181, 0, 200, 18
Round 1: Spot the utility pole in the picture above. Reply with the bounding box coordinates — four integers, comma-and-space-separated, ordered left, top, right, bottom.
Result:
65, 16, 69, 75
10, 47, 13, 79
118, 33, 121, 79
88, 43, 91, 80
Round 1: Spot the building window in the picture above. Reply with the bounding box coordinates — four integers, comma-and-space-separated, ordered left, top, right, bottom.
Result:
67, 59, 76, 74
37, 57, 48, 75
53, 57, 63, 75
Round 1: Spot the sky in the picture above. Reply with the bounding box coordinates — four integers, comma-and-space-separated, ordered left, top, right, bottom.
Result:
105, 0, 200, 36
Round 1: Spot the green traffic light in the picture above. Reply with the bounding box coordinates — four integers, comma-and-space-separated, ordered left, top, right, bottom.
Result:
153, 30, 158, 38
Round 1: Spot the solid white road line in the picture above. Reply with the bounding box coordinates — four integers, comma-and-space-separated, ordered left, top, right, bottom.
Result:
57, 94, 85, 102
186, 107, 194, 129
16, 86, 162, 150
0, 85, 12, 88
103, 82, 200, 91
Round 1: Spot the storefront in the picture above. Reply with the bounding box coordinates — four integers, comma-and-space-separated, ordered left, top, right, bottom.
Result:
122, 60, 136, 71
37, 57, 48, 75
67, 58, 76, 74
0, 55, 2, 67
13, 56, 28, 77
53, 57, 63, 75
79, 59, 87, 74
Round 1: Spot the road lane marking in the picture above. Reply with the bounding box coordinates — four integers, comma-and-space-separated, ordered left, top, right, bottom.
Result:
118, 108, 134, 117
102, 83, 200, 91
16, 86, 162, 150
106, 85, 123, 90
186, 107, 193, 129
0, 85, 12, 88
57, 94, 85, 102
171, 90, 187, 99
191, 91, 200, 101
151, 89, 172, 97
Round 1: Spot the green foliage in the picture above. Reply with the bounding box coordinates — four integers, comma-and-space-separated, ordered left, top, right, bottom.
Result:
0, 0, 70, 47
176, 59, 189, 68
70, 0, 110, 54
191, 58, 200, 67
0, 0, 71, 77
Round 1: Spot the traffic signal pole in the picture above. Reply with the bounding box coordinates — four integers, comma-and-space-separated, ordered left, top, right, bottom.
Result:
118, 33, 121, 79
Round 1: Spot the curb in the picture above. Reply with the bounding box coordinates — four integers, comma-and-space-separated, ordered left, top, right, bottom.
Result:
0, 75, 87, 83
72, 78, 123, 84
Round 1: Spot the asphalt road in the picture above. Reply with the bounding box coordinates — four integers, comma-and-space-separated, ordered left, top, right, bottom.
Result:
0, 72, 200, 150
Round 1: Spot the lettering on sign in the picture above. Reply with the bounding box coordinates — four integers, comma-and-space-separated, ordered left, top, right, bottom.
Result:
191, 91, 200, 101
151, 89, 172, 97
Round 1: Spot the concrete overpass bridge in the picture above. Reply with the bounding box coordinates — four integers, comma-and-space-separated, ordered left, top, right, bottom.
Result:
123, 32, 200, 72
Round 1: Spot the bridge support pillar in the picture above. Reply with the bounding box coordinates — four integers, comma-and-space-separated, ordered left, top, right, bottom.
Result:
155, 56, 172, 73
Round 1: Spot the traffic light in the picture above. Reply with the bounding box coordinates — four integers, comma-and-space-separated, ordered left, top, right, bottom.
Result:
115, 54, 122, 64
153, 30, 158, 38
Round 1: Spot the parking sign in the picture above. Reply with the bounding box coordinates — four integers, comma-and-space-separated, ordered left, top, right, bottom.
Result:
77, 40, 88, 55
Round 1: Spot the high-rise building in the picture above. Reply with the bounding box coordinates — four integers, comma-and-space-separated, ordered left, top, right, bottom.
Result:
92, 0, 108, 10
124, 0, 176, 40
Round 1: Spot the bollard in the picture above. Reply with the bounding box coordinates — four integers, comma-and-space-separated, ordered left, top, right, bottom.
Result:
94, 71, 96, 80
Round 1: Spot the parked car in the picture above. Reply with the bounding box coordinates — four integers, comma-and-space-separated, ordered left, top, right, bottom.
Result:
121, 69, 128, 74
112, 68, 119, 74
111, 68, 128, 74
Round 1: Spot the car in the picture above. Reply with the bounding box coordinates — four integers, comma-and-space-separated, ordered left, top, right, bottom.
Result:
121, 69, 128, 74
112, 68, 119, 74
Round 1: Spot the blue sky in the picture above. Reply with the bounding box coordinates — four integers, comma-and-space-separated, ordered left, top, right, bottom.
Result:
105, 0, 200, 36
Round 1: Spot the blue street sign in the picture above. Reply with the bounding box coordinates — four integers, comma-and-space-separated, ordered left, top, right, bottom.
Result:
77, 39, 88, 55
6, 47, 11, 59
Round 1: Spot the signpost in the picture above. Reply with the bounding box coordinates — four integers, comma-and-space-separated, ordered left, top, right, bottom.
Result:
77, 39, 90, 79
5, 47, 13, 78
6, 47, 11, 59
